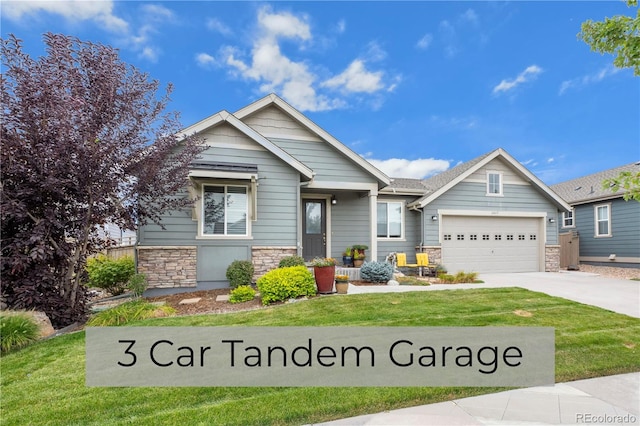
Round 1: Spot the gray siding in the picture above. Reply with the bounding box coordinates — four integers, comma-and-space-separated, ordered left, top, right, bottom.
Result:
272, 138, 374, 183
330, 192, 370, 260
574, 198, 640, 259
423, 182, 560, 245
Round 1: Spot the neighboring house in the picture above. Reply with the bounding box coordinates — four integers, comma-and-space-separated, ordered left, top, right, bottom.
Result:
137, 94, 571, 293
98, 223, 137, 246
551, 163, 640, 267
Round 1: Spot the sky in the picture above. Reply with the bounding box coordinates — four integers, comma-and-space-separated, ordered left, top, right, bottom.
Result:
2, 0, 638, 184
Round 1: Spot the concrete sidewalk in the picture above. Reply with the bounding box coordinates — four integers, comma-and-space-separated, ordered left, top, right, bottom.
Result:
316, 373, 639, 425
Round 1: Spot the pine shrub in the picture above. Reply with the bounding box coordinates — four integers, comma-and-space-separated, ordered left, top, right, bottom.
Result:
256, 266, 316, 305
278, 255, 306, 268
226, 260, 254, 288
360, 261, 394, 282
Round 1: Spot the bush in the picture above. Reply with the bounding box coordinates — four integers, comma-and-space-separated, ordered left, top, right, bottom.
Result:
229, 286, 256, 304
87, 300, 176, 326
86, 255, 135, 296
257, 266, 316, 305
278, 255, 306, 268
0, 313, 40, 354
128, 273, 148, 298
226, 260, 254, 288
360, 261, 394, 282
437, 271, 478, 284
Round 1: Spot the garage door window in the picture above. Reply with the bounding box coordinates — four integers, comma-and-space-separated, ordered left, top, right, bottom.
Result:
377, 201, 403, 239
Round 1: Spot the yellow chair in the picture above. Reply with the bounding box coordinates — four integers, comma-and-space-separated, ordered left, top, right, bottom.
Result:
397, 253, 434, 276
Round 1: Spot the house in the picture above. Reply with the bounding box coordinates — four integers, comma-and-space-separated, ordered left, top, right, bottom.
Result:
137, 94, 571, 293
551, 163, 640, 267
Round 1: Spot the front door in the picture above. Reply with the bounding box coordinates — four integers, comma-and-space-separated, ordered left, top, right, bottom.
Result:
303, 199, 326, 260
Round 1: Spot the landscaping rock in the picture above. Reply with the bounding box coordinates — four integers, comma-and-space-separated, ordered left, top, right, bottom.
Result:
178, 297, 201, 305
387, 280, 400, 286
3, 311, 55, 338
215, 295, 230, 302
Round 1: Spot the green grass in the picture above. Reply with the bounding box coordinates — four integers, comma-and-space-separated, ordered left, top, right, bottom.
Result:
2, 288, 639, 425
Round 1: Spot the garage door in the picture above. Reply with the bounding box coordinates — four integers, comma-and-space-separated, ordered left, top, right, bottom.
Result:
441, 216, 541, 273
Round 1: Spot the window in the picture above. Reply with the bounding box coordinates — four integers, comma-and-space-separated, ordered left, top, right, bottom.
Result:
377, 201, 403, 238
507, 234, 514, 241
519, 234, 525, 240
482, 234, 490, 240
595, 204, 611, 237
530, 234, 537, 241
495, 234, 502, 241
457, 234, 465, 241
202, 185, 248, 236
444, 234, 452, 241
562, 209, 575, 228
487, 171, 503, 196
470, 234, 478, 241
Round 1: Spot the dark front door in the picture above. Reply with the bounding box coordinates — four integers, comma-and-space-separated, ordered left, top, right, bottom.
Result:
303, 199, 326, 260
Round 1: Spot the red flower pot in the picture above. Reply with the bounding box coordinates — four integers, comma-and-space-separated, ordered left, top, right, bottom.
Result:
314, 265, 336, 294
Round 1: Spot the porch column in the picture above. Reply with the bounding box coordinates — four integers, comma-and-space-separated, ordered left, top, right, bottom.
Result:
369, 189, 378, 261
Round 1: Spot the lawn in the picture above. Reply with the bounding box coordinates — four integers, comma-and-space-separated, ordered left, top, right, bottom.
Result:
2, 287, 639, 425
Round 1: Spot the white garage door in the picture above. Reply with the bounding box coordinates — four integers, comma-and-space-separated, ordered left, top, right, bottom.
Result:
441, 216, 541, 273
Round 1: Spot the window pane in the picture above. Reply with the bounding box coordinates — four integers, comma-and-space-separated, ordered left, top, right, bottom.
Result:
203, 186, 225, 234
377, 203, 388, 237
598, 221, 609, 235
306, 202, 322, 234
488, 173, 500, 194
227, 186, 247, 235
388, 203, 401, 238
597, 206, 608, 221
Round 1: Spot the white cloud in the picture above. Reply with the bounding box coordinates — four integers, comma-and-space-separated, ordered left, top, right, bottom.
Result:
460, 9, 479, 25
336, 19, 346, 34
493, 65, 543, 94
547, 157, 555, 163
439, 20, 458, 58
429, 115, 478, 129
2, 0, 128, 32
416, 34, 433, 50
367, 158, 450, 179
140, 46, 160, 62
323, 60, 384, 93
559, 65, 622, 95
364, 41, 387, 62
195, 52, 216, 68
141, 4, 175, 21
207, 17, 232, 36
257, 7, 311, 41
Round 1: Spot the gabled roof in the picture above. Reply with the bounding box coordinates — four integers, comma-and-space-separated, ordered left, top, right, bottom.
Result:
380, 177, 428, 195
233, 93, 391, 187
407, 148, 572, 211
179, 110, 314, 181
550, 162, 640, 205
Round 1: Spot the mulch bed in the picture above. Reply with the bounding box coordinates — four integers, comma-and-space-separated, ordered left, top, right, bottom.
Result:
147, 289, 265, 316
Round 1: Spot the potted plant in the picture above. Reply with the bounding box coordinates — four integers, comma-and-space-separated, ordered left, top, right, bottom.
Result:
311, 257, 337, 294
342, 246, 353, 267
353, 250, 365, 268
335, 274, 349, 294
352, 244, 368, 259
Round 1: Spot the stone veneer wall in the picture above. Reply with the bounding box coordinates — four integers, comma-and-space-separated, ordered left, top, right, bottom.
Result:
417, 246, 442, 265
252, 246, 298, 280
137, 246, 197, 288
545, 245, 561, 272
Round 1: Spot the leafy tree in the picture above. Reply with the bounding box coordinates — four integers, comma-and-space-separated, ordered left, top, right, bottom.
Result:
603, 170, 640, 201
1, 33, 204, 327
578, 0, 640, 75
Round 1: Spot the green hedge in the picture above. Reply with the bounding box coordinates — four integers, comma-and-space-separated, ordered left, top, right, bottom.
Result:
86, 255, 135, 296
256, 266, 316, 305
226, 260, 254, 288
230, 286, 257, 304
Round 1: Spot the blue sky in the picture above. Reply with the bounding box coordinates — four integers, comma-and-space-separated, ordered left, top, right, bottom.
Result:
2, 1, 638, 184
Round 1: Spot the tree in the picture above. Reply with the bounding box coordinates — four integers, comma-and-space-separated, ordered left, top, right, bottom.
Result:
603, 170, 640, 202
578, 0, 640, 76
1, 33, 204, 327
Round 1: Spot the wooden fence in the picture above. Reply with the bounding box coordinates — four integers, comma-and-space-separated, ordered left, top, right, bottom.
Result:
103, 245, 136, 260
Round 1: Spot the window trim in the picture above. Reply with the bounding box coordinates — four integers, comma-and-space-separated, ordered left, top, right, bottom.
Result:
562, 209, 575, 228
486, 171, 503, 197
198, 183, 252, 239
376, 200, 405, 240
594, 203, 612, 238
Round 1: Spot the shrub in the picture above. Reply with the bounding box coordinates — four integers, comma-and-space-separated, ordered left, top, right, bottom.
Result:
87, 300, 176, 326
229, 286, 256, 304
437, 271, 478, 284
226, 260, 254, 288
360, 261, 394, 282
128, 273, 148, 298
257, 266, 316, 305
0, 313, 40, 354
278, 255, 305, 268
86, 255, 135, 296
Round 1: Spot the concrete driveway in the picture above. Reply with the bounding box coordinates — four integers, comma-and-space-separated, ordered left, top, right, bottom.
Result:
348, 271, 640, 318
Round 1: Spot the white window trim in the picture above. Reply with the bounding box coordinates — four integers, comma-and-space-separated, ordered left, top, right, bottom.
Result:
594, 203, 612, 238
562, 209, 575, 228
486, 171, 503, 197
377, 200, 405, 240
198, 183, 252, 239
